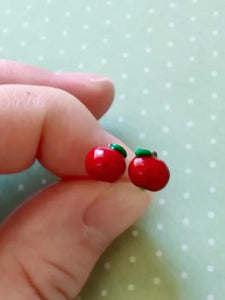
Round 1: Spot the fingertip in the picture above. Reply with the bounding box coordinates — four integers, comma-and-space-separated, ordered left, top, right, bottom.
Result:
54, 72, 115, 119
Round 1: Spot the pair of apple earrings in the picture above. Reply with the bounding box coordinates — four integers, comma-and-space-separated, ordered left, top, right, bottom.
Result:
85, 144, 170, 192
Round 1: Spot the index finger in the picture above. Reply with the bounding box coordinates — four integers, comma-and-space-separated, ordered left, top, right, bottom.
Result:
0, 84, 132, 177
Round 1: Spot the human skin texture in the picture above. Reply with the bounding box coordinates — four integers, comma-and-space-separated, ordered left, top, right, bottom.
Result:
0, 60, 152, 300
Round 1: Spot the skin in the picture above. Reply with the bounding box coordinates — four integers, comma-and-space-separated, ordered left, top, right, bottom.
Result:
0, 60, 152, 300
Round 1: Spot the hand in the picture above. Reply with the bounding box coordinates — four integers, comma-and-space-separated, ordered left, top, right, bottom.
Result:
0, 60, 152, 300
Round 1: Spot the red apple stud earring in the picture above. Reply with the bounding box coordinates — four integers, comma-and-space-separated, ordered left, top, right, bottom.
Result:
128, 148, 170, 191
85, 144, 127, 183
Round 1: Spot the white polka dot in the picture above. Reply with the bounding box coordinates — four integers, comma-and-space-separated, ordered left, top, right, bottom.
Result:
183, 218, 190, 225
102, 38, 109, 43
104, 262, 111, 270
157, 224, 164, 231
2, 28, 8, 34
129, 256, 136, 263
181, 272, 188, 279
122, 52, 128, 58
0, 47, 4, 52
169, 2, 176, 8
213, 11, 219, 17
181, 244, 189, 251
147, 27, 153, 33
5, 9, 11, 14
212, 50, 218, 57
209, 161, 216, 168
207, 265, 214, 272
121, 73, 128, 79
162, 126, 169, 133
107, 1, 112, 5
189, 36, 196, 42
101, 290, 108, 296
156, 250, 163, 257
142, 89, 149, 95
64, 11, 71, 17
186, 120, 194, 127
20, 41, 26, 47
23, 21, 29, 27
62, 30, 68, 36
125, 33, 131, 39
159, 198, 165, 205
208, 239, 215, 246
119, 94, 125, 100
189, 77, 195, 83
185, 168, 192, 174
192, 0, 198, 3
167, 41, 174, 47
40, 35, 47, 40
105, 19, 111, 25
167, 62, 173, 68
168, 22, 175, 28
164, 104, 171, 111
144, 67, 150, 72
128, 284, 135, 291
140, 109, 147, 116
81, 44, 87, 50
211, 93, 218, 99
139, 132, 146, 139
86, 6, 92, 12
26, 4, 32, 10
207, 295, 214, 300
145, 47, 152, 53
126, 14, 132, 19
38, 55, 44, 61
148, 8, 155, 14
183, 192, 190, 199
208, 211, 215, 219
187, 98, 194, 104
117, 116, 124, 123
211, 71, 218, 77
189, 56, 195, 62
165, 82, 172, 88
210, 138, 217, 144
161, 150, 168, 157
59, 49, 65, 55
210, 114, 217, 121
209, 186, 216, 193
18, 184, 24, 191
44, 17, 50, 23
212, 30, 218, 35
185, 144, 192, 150
153, 277, 160, 285
41, 178, 47, 185
190, 16, 197, 22
78, 64, 84, 70
101, 58, 107, 64
132, 229, 139, 237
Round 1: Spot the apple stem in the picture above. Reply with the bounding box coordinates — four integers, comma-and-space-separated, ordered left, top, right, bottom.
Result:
152, 151, 158, 158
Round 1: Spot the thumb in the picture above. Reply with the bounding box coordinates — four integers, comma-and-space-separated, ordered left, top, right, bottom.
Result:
0, 179, 151, 300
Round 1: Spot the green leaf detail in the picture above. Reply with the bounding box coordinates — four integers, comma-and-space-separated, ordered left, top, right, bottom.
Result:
110, 144, 127, 158
135, 148, 152, 157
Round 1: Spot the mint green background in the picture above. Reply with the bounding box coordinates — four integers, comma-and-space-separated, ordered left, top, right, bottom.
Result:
0, 1, 224, 300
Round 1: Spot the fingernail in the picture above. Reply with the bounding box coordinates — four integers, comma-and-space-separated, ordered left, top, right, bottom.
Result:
83, 182, 152, 239
88, 74, 113, 83
55, 72, 112, 84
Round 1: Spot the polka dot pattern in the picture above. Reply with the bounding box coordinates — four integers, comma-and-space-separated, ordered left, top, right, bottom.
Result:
0, 1, 224, 299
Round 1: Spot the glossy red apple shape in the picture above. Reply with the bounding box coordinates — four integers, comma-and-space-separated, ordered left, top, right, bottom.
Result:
85, 144, 127, 183
128, 148, 170, 191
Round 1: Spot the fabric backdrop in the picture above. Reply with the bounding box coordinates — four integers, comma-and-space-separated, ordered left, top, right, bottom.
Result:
0, 1, 224, 299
